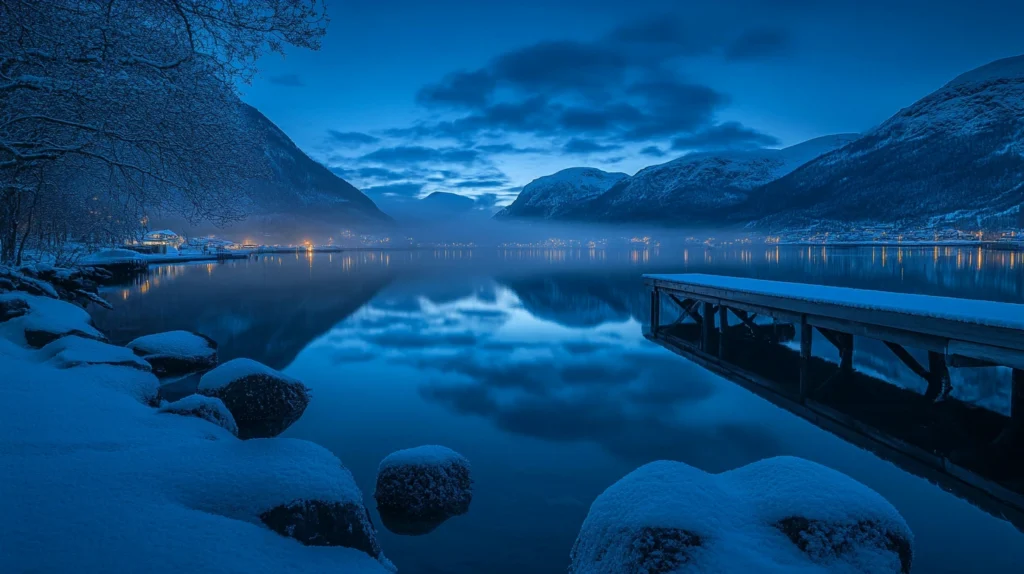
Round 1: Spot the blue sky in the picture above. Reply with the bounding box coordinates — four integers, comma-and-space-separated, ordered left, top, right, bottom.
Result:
242, 0, 1024, 208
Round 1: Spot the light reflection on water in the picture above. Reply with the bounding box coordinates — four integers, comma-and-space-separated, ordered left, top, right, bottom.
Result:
91, 246, 1024, 573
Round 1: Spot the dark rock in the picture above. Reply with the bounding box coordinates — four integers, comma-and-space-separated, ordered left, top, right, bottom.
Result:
24, 327, 106, 349
260, 500, 383, 559
0, 297, 29, 322
374, 445, 472, 534
0, 277, 15, 292
197, 358, 310, 439
776, 516, 913, 574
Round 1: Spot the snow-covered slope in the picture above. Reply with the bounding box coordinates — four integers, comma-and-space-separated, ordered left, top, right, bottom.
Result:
493, 136, 856, 224
234, 104, 391, 228
493, 168, 628, 220
746, 55, 1024, 229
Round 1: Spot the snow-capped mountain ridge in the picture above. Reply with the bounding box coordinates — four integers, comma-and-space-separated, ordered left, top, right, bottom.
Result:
494, 167, 628, 219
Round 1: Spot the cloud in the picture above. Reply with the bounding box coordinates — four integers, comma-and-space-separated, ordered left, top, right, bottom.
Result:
360, 145, 481, 165
267, 73, 305, 87
670, 121, 780, 150
562, 138, 623, 154
361, 183, 425, 197
725, 27, 792, 61
640, 145, 666, 157
454, 179, 506, 188
476, 143, 546, 154
416, 69, 496, 108
329, 166, 414, 182
326, 130, 380, 146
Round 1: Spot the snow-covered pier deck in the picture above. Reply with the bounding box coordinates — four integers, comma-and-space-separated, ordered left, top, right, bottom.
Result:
644, 273, 1024, 530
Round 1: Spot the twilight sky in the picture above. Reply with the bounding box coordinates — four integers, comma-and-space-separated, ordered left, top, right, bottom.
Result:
242, 0, 1024, 209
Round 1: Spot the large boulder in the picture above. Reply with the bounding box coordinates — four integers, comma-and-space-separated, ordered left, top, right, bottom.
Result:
374, 445, 472, 535
196, 358, 311, 439
127, 330, 218, 377
0, 293, 106, 348
569, 456, 913, 573
158, 394, 238, 436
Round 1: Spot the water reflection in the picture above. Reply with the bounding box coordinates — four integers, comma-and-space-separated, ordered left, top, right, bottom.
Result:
90, 246, 1024, 573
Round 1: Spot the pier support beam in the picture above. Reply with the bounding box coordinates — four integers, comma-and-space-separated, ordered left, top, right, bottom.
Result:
925, 351, 951, 401
701, 302, 715, 351
799, 317, 812, 399
1012, 368, 1023, 422
718, 306, 728, 358
650, 289, 660, 335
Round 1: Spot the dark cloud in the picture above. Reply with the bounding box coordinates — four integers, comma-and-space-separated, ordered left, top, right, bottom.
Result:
329, 166, 415, 182
326, 130, 380, 146
454, 179, 506, 188
670, 121, 780, 150
476, 143, 546, 154
267, 73, 304, 87
725, 27, 792, 61
640, 145, 666, 157
416, 69, 496, 108
562, 138, 622, 154
361, 183, 425, 197
361, 145, 480, 165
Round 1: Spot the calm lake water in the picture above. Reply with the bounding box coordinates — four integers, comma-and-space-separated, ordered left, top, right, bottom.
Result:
93, 246, 1024, 573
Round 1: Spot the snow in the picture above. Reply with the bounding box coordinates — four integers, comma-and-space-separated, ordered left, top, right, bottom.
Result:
39, 335, 152, 372
129, 330, 216, 360
198, 358, 300, 392
499, 167, 628, 217
378, 444, 470, 472
1, 329, 390, 573
645, 273, 1024, 331
571, 456, 912, 573
80, 248, 146, 264
944, 55, 1024, 88
0, 292, 105, 346
158, 394, 239, 436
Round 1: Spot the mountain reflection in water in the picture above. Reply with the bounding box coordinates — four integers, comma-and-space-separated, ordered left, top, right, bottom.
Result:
92, 246, 1024, 574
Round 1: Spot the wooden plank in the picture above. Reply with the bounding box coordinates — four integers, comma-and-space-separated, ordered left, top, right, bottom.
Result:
808, 315, 947, 354
701, 302, 715, 351
644, 277, 1024, 353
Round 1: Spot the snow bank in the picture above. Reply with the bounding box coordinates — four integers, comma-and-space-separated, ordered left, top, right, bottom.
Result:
128, 330, 218, 376
40, 335, 152, 372
570, 456, 913, 573
159, 394, 239, 436
198, 358, 311, 439
645, 273, 1024, 331
375, 445, 472, 535
80, 248, 146, 265
0, 292, 105, 348
1, 337, 391, 573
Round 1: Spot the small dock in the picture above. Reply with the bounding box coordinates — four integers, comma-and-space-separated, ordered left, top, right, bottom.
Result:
644, 273, 1024, 531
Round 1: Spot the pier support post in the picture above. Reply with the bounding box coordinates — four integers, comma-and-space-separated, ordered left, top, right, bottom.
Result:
650, 289, 660, 335
799, 316, 812, 399
925, 351, 951, 401
839, 333, 854, 375
702, 302, 714, 351
718, 306, 728, 358
1012, 369, 1023, 421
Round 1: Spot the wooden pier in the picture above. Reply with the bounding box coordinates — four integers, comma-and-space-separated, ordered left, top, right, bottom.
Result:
644, 273, 1024, 531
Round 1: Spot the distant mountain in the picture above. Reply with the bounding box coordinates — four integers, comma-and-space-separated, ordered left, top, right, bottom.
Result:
493, 137, 856, 224
493, 167, 628, 220
745, 55, 1024, 229
372, 191, 494, 224
419, 191, 477, 213
241, 104, 391, 226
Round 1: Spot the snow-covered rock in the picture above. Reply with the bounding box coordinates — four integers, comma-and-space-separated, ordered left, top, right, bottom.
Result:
197, 358, 311, 439
79, 248, 147, 266
0, 292, 106, 348
749, 54, 1024, 229
39, 335, 152, 372
1, 334, 391, 573
158, 394, 238, 436
128, 330, 218, 376
494, 167, 629, 220
374, 445, 472, 534
569, 456, 913, 573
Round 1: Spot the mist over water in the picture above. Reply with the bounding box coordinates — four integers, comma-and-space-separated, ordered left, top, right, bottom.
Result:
93, 245, 1024, 573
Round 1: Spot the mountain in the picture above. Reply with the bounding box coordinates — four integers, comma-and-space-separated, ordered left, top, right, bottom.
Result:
583, 134, 859, 224
373, 191, 493, 223
493, 167, 628, 220
493, 137, 856, 224
241, 104, 391, 227
419, 191, 477, 213
745, 55, 1024, 229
